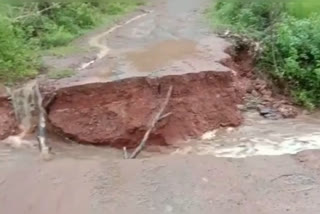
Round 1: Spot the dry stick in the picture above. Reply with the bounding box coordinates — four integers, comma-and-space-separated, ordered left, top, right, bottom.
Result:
159, 112, 172, 121
129, 86, 173, 159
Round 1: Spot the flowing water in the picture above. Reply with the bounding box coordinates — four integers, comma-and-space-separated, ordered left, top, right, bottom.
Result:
7, 80, 38, 134
173, 111, 320, 158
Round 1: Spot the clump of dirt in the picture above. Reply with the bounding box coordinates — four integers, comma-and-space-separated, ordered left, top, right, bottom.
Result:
0, 96, 19, 140
221, 45, 298, 119
47, 71, 243, 149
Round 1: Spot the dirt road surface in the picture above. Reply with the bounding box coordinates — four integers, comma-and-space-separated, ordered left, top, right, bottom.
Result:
2, 0, 320, 213
1, 152, 320, 214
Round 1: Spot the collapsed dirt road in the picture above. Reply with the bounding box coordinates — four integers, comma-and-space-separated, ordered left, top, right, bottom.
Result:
2, 0, 320, 213
43, 0, 243, 148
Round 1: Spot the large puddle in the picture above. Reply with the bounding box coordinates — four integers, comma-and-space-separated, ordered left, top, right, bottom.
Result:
125, 39, 197, 72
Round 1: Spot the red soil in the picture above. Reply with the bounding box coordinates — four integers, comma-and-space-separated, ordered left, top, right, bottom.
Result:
0, 97, 19, 140
48, 70, 243, 149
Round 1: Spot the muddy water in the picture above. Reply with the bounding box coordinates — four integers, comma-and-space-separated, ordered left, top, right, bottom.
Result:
126, 39, 197, 72
175, 111, 320, 158
7, 80, 38, 134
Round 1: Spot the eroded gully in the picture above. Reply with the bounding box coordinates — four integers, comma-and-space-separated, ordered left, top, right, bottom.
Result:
1, 0, 320, 213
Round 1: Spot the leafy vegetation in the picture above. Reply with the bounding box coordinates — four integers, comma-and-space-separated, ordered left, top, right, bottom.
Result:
43, 45, 87, 57
0, 0, 144, 83
47, 68, 75, 79
212, 0, 320, 108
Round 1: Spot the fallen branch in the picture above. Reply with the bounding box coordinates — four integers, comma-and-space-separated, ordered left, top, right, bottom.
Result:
128, 86, 173, 159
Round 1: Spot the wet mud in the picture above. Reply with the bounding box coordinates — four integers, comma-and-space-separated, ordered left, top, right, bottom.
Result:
0, 97, 19, 140
125, 39, 197, 72
0, 85, 19, 140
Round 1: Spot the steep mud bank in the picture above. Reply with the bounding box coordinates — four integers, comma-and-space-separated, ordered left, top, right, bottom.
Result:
48, 70, 243, 149
0, 96, 19, 140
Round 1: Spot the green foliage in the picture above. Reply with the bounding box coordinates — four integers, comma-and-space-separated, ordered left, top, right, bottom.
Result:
0, 0, 143, 82
211, 0, 283, 38
0, 15, 39, 82
213, 0, 320, 108
47, 68, 75, 79
263, 15, 320, 107
44, 45, 87, 57
288, 0, 320, 18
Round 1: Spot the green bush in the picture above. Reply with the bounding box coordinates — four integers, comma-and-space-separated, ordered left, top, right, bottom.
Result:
288, 0, 320, 18
41, 27, 75, 47
0, 16, 39, 82
211, 0, 283, 38
12, 2, 102, 48
262, 15, 320, 108
0, 0, 144, 82
49, 3, 100, 31
213, 0, 320, 108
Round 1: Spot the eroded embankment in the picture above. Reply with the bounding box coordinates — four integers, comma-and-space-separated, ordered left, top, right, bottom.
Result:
47, 70, 243, 149
0, 96, 19, 140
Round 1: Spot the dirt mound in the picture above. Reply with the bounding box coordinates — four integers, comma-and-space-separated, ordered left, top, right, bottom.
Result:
0, 97, 19, 140
48, 70, 243, 149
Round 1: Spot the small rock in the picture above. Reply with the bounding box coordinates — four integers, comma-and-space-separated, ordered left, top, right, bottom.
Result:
246, 84, 254, 93
251, 90, 259, 97
272, 102, 281, 109
258, 106, 273, 116
236, 104, 246, 111
278, 105, 298, 118
226, 127, 235, 133
262, 95, 273, 103
257, 106, 282, 120
201, 130, 217, 140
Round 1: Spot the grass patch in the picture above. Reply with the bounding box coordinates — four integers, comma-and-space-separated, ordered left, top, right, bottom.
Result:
47, 68, 75, 79
44, 45, 88, 57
